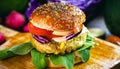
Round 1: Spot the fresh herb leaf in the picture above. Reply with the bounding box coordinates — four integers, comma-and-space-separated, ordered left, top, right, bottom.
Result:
31, 49, 46, 69
77, 41, 94, 52
78, 48, 91, 62
0, 42, 33, 60
50, 53, 74, 69
78, 34, 95, 52
0, 49, 15, 60
86, 34, 94, 41
9, 42, 33, 55
77, 34, 94, 62
84, 41, 94, 46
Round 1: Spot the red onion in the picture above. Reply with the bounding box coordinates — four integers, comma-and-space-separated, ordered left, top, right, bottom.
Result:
66, 34, 76, 40
32, 35, 49, 44
66, 31, 81, 40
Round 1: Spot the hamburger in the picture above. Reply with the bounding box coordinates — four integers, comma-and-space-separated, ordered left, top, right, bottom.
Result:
28, 2, 95, 69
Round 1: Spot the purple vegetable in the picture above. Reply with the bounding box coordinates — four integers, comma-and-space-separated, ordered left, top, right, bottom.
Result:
26, 0, 41, 18
66, 34, 76, 40
32, 35, 49, 44
66, 31, 81, 40
0, 32, 6, 45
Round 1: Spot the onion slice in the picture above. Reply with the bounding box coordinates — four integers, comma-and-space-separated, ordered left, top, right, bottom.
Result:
32, 35, 49, 44
66, 34, 76, 40
66, 29, 82, 40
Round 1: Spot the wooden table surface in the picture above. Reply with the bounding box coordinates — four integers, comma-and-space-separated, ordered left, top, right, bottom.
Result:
0, 25, 120, 69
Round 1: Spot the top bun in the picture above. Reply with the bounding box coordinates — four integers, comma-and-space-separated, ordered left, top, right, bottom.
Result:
30, 2, 86, 31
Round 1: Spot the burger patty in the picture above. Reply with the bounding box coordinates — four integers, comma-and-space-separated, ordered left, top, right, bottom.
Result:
31, 26, 89, 54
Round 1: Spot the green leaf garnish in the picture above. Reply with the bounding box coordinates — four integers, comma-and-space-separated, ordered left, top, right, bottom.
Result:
0, 42, 33, 60
78, 48, 91, 62
77, 41, 94, 52
77, 34, 94, 62
86, 34, 94, 41
50, 53, 74, 69
9, 42, 33, 55
31, 49, 46, 69
0, 49, 15, 60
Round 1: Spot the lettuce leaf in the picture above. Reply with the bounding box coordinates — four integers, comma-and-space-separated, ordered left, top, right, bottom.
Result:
9, 42, 33, 55
86, 34, 94, 41
0, 49, 15, 60
77, 48, 90, 62
77, 34, 94, 62
0, 42, 33, 60
50, 53, 74, 69
31, 49, 46, 69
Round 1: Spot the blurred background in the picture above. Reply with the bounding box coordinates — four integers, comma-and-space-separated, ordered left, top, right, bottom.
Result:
0, 0, 120, 45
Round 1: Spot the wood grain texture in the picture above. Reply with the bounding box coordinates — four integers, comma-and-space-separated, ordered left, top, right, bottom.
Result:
0, 25, 120, 69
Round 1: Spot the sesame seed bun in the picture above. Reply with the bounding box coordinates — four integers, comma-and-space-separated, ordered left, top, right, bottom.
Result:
30, 2, 86, 31
29, 2, 90, 68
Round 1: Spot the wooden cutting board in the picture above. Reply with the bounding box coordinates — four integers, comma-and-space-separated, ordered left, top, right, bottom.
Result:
0, 25, 120, 69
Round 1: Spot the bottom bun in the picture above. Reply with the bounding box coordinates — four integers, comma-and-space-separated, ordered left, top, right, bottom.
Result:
46, 52, 82, 67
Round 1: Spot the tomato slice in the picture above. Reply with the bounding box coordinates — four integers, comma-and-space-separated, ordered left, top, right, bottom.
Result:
73, 24, 83, 34
28, 23, 58, 39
